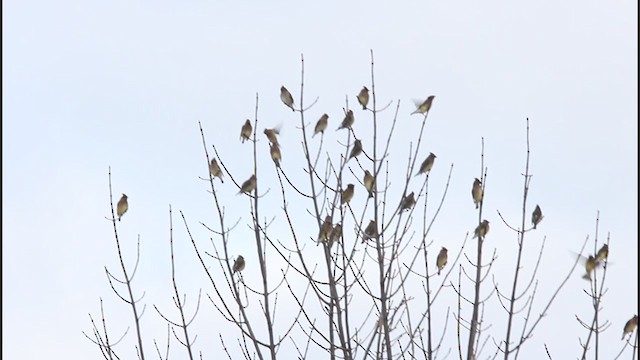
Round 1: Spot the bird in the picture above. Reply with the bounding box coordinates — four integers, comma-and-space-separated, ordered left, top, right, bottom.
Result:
472, 178, 483, 209
263, 126, 281, 147
532, 205, 543, 229
328, 223, 342, 249
363, 170, 375, 198
238, 175, 257, 195
473, 220, 490, 239
209, 158, 224, 183
313, 114, 329, 137
280, 86, 294, 111
116, 194, 128, 221
357, 86, 369, 110
582, 255, 597, 280
436, 247, 448, 275
400, 192, 416, 211
622, 315, 638, 340
337, 110, 354, 131
348, 139, 363, 162
318, 215, 333, 244
411, 95, 435, 115
363, 220, 378, 241
232, 255, 245, 273
270, 143, 281, 167
595, 244, 609, 263
341, 184, 355, 205
415, 152, 436, 177
240, 119, 252, 143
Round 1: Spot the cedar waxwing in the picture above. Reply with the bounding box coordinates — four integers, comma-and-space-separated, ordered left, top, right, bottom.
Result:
116, 194, 128, 221
232, 255, 245, 273
238, 175, 257, 195
263, 126, 281, 147
318, 215, 333, 244
341, 184, 355, 205
622, 315, 638, 340
411, 95, 435, 115
270, 143, 281, 167
595, 244, 609, 263
532, 205, 543, 229
209, 158, 224, 183
337, 110, 354, 131
436, 247, 448, 275
363, 170, 375, 198
348, 139, 363, 162
582, 255, 597, 280
357, 86, 369, 110
415, 153, 436, 176
280, 86, 294, 111
400, 192, 416, 211
363, 220, 378, 241
473, 220, 490, 239
472, 178, 483, 209
240, 119, 252, 143
313, 114, 329, 137
328, 223, 342, 249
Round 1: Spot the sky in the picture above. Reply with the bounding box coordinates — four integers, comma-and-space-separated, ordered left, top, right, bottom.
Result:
2, 0, 638, 359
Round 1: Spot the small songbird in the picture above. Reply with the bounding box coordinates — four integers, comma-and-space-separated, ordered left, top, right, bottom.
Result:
209, 158, 224, 183
400, 192, 416, 211
348, 139, 363, 162
232, 255, 245, 273
363, 220, 378, 241
270, 143, 281, 167
473, 220, 490, 239
357, 86, 369, 110
582, 255, 597, 280
436, 247, 448, 275
116, 194, 128, 221
337, 110, 354, 131
622, 315, 638, 340
472, 178, 483, 209
318, 215, 333, 244
532, 205, 543, 229
411, 95, 435, 115
263, 126, 281, 147
240, 119, 252, 143
363, 170, 375, 198
341, 184, 355, 205
280, 86, 294, 111
328, 223, 342, 248
238, 175, 257, 195
313, 114, 329, 137
415, 152, 436, 176
595, 244, 609, 263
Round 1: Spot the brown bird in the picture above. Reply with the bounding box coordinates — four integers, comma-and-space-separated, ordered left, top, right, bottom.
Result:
348, 139, 363, 162
622, 315, 638, 340
532, 205, 543, 229
341, 184, 355, 205
280, 86, 294, 111
472, 178, 483, 209
582, 255, 597, 280
116, 194, 128, 221
595, 244, 609, 263
313, 114, 329, 137
270, 143, 282, 167
363, 170, 375, 198
240, 119, 252, 143
436, 247, 448, 275
415, 152, 436, 176
400, 192, 416, 211
232, 255, 245, 273
328, 223, 342, 249
473, 220, 490, 239
318, 215, 333, 244
238, 174, 257, 195
337, 110, 354, 131
411, 95, 435, 115
363, 220, 378, 241
357, 86, 369, 110
263, 126, 281, 147
209, 158, 224, 183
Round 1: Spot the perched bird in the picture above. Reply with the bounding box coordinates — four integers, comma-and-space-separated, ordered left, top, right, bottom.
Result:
363, 170, 375, 198
348, 139, 363, 162
582, 255, 597, 280
116, 194, 128, 221
270, 143, 282, 167
318, 215, 333, 244
532, 205, 543, 229
240, 119, 252, 143
232, 255, 245, 273
328, 223, 342, 248
436, 247, 448, 275
415, 152, 436, 177
473, 220, 490, 239
337, 110, 354, 131
263, 126, 281, 147
313, 114, 329, 137
363, 220, 378, 241
357, 86, 369, 110
280, 86, 295, 111
400, 192, 416, 211
622, 315, 638, 340
238, 175, 257, 195
209, 158, 224, 183
411, 95, 435, 115
595, 244, 609, 263
341, 184, 355, 205
472, 178, 483, 209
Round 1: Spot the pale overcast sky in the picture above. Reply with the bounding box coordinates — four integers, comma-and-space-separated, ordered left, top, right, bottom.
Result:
3, 0, 637, 359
